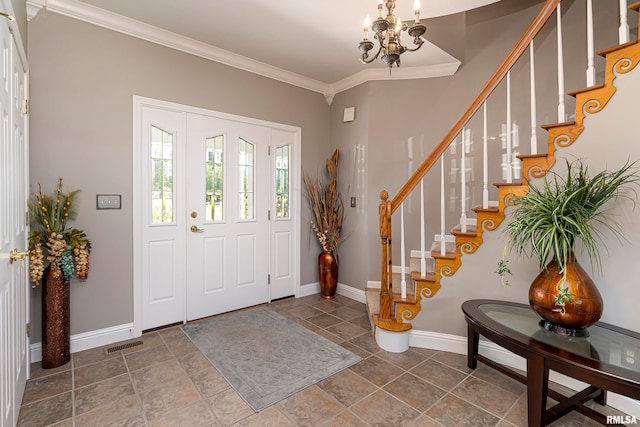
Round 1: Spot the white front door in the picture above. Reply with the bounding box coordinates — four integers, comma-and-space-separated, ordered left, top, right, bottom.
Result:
135, 98, 300, 332
0, 8, 29, 426
185, 114, 270, 320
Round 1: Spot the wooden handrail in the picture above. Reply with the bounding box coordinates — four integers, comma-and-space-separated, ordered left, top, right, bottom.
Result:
388, 0, 562, 214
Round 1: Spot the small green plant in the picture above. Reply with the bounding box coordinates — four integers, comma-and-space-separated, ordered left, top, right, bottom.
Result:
496, 246, 512, 286
552, 283, 575, 313
497, 159, 639, 285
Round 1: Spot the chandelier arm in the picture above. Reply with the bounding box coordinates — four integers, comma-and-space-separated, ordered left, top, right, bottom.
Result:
403, 40, 424, 52
361, 46, 383, 64
374, 32, 386, 46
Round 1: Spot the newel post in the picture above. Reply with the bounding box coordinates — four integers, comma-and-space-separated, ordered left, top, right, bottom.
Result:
379, 190, 393, 320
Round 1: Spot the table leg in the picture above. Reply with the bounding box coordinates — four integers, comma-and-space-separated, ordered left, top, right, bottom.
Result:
467, 325, 479, 369
527, 353, 549, 427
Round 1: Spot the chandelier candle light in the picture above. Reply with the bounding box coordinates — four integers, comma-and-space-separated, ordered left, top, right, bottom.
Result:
358, 0, 426, 71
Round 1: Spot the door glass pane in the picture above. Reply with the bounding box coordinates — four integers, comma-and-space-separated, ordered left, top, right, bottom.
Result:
275, 145, 290, 218
206, 135, 224, 221
238, 138, 254, 220
151, 125, 173, 223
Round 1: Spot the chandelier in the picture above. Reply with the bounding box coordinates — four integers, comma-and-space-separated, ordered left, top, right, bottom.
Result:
358, 0, 426, 70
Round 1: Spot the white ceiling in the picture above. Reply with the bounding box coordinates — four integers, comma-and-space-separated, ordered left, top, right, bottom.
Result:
28, 0, 502, 95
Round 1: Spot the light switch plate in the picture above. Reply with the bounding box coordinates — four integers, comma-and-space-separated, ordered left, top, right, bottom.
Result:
96, 194, 121, 209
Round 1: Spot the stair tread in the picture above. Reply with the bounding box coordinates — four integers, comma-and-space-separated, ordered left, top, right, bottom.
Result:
431, 250, 456, 260
493, 181, 523, 187
451, 223, 477, 237
472, 205, 500, 213
392, 293, 417, 304
630, 2, 640, 11
567, 84, 606, 97
517, 153, 548, 159
373, 314, 412, 332
411, 271, 436, 282
597, 40, 638, 57
541, 121, 576, 130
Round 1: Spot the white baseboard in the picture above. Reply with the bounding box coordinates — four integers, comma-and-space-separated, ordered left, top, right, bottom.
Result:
298, 282, 320, 298
299, 282, 366, 304
366, 280, 381, 289
336, 283, 366, 303
30, 323, 135, 363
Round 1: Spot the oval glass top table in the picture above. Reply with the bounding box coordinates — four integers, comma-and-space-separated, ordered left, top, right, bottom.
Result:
462, 299, 640, 426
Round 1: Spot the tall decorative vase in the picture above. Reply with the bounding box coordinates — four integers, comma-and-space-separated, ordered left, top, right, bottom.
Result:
41, 268, 71, 368
319, 251, 338, 299
529, 255, 603, 337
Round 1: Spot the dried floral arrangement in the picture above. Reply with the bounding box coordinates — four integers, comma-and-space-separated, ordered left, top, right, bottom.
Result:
303, 149, 346, 256
28, 178, 91, 286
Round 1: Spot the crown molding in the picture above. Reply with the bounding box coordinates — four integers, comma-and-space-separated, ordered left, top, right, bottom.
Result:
26, 0, 460, 104
26, 0, 44, 20
329, 61, 462, 95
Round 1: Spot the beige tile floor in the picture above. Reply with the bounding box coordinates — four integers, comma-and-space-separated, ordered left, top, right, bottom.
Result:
18, 295, 630, 426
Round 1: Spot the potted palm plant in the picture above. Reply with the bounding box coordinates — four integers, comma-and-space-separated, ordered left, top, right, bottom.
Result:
497, 159, 639, 336
303, 149, 346, 299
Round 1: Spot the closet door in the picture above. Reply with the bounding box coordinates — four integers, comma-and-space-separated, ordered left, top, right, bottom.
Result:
0, 11, 29, 426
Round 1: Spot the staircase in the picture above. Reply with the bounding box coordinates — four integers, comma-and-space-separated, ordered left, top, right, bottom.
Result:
368, 0, 640, 351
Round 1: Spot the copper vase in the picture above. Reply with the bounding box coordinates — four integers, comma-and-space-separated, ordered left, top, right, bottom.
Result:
319, 251, 338, 299
41, 268, 71, 368
529, 255, 603, 337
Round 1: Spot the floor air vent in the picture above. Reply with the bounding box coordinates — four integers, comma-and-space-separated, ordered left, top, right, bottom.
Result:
105, 340, 144, 354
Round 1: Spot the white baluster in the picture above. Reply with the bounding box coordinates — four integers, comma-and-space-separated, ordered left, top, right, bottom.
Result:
512, 122, 521, 180
586, 0, 596, 87
400, 203, 407, 299
440, 155, 446, 256
460, 129, 467, 233
483, 101, 489, 209
620, 0, 630, 44
557, 3, 566, 122
530, 40, 538, 155
506, 71, 513, 184
420, 178, 426, 277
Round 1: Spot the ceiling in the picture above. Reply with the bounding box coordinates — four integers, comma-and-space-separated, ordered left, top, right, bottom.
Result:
28, 0, 502, 96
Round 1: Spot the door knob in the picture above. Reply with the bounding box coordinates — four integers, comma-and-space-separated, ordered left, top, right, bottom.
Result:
190, 225, 204, 233
9, 249, 29, 264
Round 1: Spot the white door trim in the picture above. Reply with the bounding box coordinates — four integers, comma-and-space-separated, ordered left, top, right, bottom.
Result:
132, 96, 301, 336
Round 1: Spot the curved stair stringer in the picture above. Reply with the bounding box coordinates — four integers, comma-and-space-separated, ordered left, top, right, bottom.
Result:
390, 40, 640, 326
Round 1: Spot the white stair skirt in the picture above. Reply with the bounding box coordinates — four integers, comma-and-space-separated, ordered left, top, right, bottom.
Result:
375, 327, 410, 353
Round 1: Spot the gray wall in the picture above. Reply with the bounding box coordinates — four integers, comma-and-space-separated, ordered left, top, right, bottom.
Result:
28, 11, 331, 341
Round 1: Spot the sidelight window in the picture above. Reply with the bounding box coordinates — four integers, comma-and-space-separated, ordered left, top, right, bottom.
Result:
275, 145, 290, 218
238, 138, 254, 220
205, 135, 225, 221
151, 125, 174, 223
